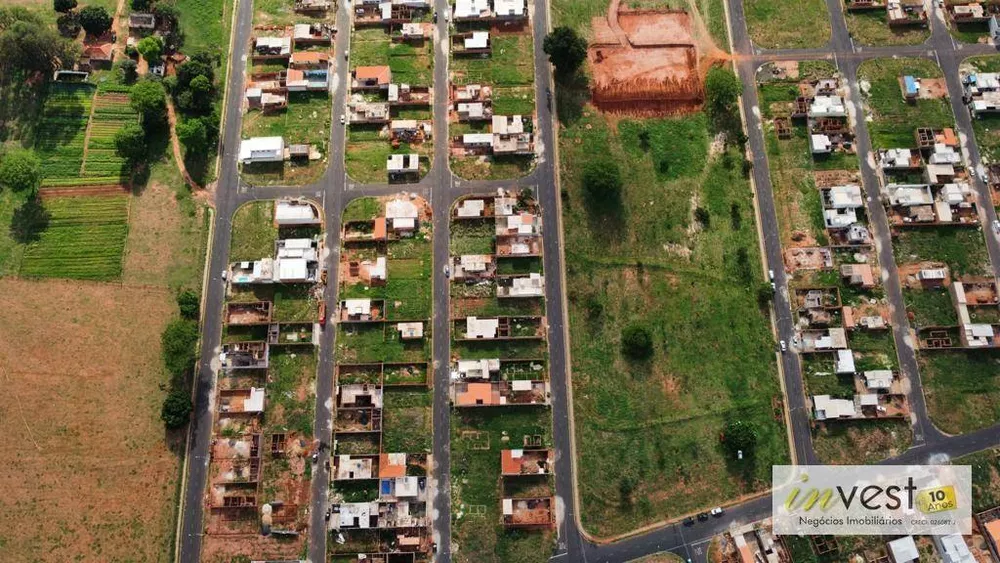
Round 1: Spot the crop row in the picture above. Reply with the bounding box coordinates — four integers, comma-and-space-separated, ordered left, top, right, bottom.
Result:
41, 176, 123, 187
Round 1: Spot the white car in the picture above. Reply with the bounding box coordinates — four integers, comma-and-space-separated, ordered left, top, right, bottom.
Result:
340, 114, 345, 125
710, 507, 724, 517
993, 219, 1000, 235
768, 269, 774, 281
779, 340, 787, 352
220, 270, 228, 281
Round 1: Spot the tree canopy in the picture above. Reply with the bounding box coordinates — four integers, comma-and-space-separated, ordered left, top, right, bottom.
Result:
0, 149, 41, 193
723, 420, 759, 459
621, 324, 654, 360
78, 5, 112, 37
162, 319, 199, 379
176, 118, 208, 152
581, 156, 623, 214
53, 0, 78, 14
129, 79, 167, 122
161, 388, 192, 428
543, 26, 587, 76
114, 123, 147, 162
136, 35, 164, 64
177, 289, 200, 320
0, 10, 79, 76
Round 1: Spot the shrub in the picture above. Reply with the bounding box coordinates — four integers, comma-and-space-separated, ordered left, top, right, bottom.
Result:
54, 0, 78, 13
543, 26, 587, 77
621, 324, 653, 360
177, 289, 200, 320
581, 157, 622, 214
723, 420, 759, 459
162, 318, 199, 379
114, 123, 146, 163
161, 388, 192, 428
0, 149, 41, 193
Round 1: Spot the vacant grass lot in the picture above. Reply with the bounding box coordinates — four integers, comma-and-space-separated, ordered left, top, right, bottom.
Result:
744, 0, 831, 48
451, 408, 554, 563
858, 58, 954, 150
382, 388, 432, 452
903, 288, 959, 328
230, 201, 278, 262
560, 110, 787, 536
845, 11, 929, 46
966, 56, 1000, 164
922, 350, 1000, 434
955, 448, 1000, 512
812, 419, 913, 464
893, 227, 992, 277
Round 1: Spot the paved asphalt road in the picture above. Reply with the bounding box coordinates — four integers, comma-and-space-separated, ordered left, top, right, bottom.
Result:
175, 0, 1000, 561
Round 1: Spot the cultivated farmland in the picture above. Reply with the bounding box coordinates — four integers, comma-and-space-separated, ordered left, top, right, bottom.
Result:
81, 86, 139, 181
19, 196, 130, 281
34, 83, 93, 187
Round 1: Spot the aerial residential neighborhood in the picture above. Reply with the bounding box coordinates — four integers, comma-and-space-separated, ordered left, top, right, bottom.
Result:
8, 0, 1000, 562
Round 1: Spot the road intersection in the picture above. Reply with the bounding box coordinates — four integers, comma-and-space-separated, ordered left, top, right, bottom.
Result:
176, 0, 1000, 562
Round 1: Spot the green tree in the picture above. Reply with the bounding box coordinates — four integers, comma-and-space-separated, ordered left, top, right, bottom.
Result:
162, 318, 199, 379
543, 26, 587, 77
135, 35, 164, 64
0, 14, 80, 75
176, 118, 208, 152
621, 324, 653, 360
129, 79, 167, 122
78, 5, 112, 37
53, 0, 78, 14
114, 123, 147, 162
705, 65, 740, 114
756, 282, 774, 308
131, 0, 153, 10
119, 58, 138, 83
56, 12, 80, 37
723, 420, 759, 459
0, 149, 41, 193
161, 388, 192, 428
177, 289, 200, 320
581, 156, 622, 214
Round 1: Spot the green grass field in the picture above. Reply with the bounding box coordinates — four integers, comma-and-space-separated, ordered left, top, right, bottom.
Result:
812, 420, 913, 465
559, 110, 787, 536
893, 227, 991, 277
382, 388, 432, 452
18, 195, 129, 281
229, 201, 278, 262
744, 0, 831, 48
844, 11, 929, 46
903, 288, 959, 328
922, 350, 1000, 434
955, 448, 1000, 512
858, 58, 954, 150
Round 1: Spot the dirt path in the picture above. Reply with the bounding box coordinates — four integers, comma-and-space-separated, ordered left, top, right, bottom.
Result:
78, 90, 100, 176
166, 98, 202, 191
605, 0, 631, 46
112, 0, 128, 63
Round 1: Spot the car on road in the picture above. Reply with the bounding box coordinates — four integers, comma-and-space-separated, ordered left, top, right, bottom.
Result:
340, 114, 345, 125
993, 219, 1000, 235
711, 506, 724, 517
344, 49, 349, 59
433, 10, 438, 22
768, 269, 774, 281
771, 281, 776, 291
683, 516, 695, 526
444, 265, 451, 278
220, 270, 228, 281
779, 340, 787, 352
697, 512, 709, 521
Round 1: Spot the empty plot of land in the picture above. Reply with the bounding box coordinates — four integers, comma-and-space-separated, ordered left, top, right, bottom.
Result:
0, 279, 180, 561
743, 0, 831, 49
922, 350, 1000, 434
858, 58, 954, 150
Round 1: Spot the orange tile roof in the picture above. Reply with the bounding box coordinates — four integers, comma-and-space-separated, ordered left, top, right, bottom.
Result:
501, 450, 520, 475
291, 51, 329, 64
985, 520, 1000, 553
83, 43, 113, 60
374, 217, 387, 240
355, 65, 391, 84
286, 69, 305, 81
457, 382, 495, 406
842, 306, 855, 329
379, 453, 406, 478
937, 128, 958, 147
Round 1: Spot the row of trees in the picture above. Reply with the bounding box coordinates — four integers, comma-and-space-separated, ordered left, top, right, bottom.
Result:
160, 290, 201, 428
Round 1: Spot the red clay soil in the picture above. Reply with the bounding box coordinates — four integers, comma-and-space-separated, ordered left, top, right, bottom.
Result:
587, 0, 730, 116
39, 185, 129, 199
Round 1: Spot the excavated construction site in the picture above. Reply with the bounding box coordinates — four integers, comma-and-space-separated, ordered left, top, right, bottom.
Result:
588, 0, 727, 115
